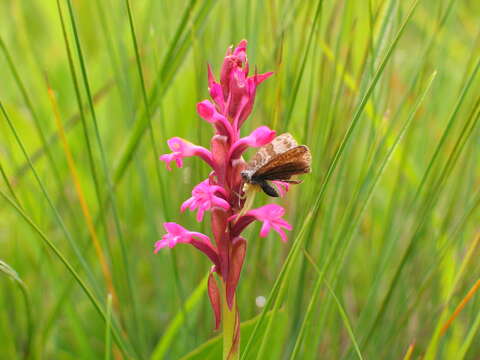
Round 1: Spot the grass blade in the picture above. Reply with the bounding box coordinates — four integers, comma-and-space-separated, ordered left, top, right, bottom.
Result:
0, 189, 133, 358
0, 259, 33, 359
105, 294, 113, 360
302, 250, 364, 360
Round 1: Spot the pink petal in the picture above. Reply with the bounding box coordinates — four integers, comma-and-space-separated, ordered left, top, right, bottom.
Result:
259, 221, 271, 238
229, 126, 275, 159
254, 71, 274, 85
174, 157, 183, 168
274, 226, 288, 243
244, 204, 292, 242
226, 70, 248, 121
167, 138, 214, 166
167, 137, 189, 153
197, 100, 216, 122
271, 181, 290, 197
247, 126, 276, 147
181, 179, 230, 222
196, 208, 205, 222
248, 204, 284, 219
163, 222, 186, 235
153, 239, 168, 253
210, 85, 225, 112
159, 154, 175, 170
197, 100, 234, 138
233, 40, 247, 61
180, 197, 194, 212
220, 57, 238, 101
276, 218, 293, 230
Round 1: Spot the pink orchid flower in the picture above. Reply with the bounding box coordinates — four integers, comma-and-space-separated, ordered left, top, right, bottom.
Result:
154, 222, 210, 250
160, 137, 214, 170
246, 204, 292, 242
230, 204, 292, 242
181, 179, 230, 222
155, 223, 219, 268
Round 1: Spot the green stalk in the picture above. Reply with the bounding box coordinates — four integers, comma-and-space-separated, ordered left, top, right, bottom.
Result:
222, 287, 239, 360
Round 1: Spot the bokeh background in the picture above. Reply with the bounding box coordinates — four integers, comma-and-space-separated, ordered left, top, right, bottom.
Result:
1, 0, 479, 359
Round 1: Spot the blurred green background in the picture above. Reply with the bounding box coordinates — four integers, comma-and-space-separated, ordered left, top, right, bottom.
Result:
1, 0, 479, 359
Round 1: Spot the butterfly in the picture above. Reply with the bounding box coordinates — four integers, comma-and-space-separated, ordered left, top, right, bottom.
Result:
241, 133, 311, 197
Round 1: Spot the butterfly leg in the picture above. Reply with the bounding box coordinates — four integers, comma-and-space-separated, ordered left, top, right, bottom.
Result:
281, 179, 303, 184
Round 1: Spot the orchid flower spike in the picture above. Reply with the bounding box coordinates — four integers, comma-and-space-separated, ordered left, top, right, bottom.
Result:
155, 40, 307, 359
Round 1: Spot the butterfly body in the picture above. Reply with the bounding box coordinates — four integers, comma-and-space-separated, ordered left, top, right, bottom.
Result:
241, 133, 311, 197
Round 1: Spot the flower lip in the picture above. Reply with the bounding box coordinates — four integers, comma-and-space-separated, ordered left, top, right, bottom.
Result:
249, 204, 292, 242
181, 179, 230, 222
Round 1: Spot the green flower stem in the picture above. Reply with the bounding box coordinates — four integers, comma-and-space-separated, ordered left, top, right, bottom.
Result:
222, 287, 239, 360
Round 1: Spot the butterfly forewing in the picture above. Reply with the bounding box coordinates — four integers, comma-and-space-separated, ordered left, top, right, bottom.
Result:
254, 145, 311, 179
247, 133, 298, 173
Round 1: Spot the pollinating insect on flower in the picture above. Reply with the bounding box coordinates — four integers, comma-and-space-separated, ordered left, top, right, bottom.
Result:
156, 40, 311, 360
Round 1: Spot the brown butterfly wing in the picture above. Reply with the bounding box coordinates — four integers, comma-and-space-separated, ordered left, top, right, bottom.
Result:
247, 133, 298, 173
254, 145, 311, 180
